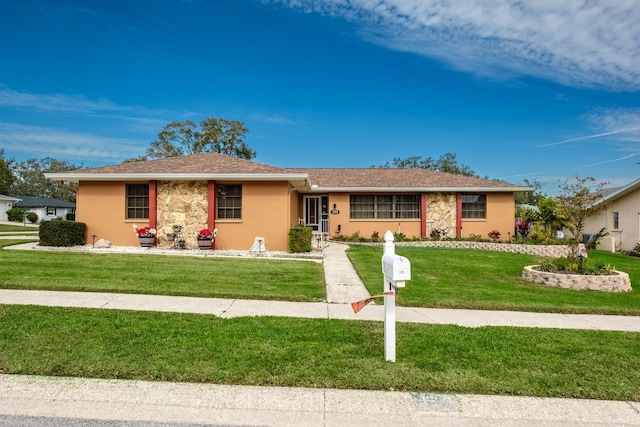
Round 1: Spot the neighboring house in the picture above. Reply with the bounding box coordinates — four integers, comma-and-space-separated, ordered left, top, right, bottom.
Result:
13, 196, 76, 223
0, 194, 21, 221
45, 153, 530, 251
584, 178, 640, 252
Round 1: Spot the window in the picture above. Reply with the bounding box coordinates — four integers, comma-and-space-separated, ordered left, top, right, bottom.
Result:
217, 184, 242, 219
126, 184, 149, 219
613, 212, 619, 230
350, 195, 419, 219
462, 194, 486, 219
46, 207, 55, 216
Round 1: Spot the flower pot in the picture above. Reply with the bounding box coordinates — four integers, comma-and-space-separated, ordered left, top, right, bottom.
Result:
198, 238, 212, 250
138, 236, 155, 247
167, 235, 175, 242
173, 226, 182, 233
178, 240, 186, 249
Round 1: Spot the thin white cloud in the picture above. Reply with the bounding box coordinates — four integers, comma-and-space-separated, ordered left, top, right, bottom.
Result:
0, 122, 145, 163
250, 113, 299, 125
268, 0, 640, 90
537, 127, 640, 148
0, 87, 120, 113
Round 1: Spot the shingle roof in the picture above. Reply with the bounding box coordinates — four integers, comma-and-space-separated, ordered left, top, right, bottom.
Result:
13, 196, 76, 208
71, 152, 290, 175
47, 152, 529, 192
290, 168, 523, 191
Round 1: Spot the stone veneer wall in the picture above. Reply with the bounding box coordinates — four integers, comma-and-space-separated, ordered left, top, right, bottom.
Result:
395, 241, 588, 258
426, 193, 456, 237
521, 266, 631, 292
156, 181, 208, 249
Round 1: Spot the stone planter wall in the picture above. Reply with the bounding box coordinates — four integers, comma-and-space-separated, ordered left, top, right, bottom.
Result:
395, 241, 587, 258
521, 265, 632, 292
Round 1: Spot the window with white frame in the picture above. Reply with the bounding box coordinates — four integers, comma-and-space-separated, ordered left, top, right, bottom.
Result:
613, 212, 619, 230
46, 207, 55, 216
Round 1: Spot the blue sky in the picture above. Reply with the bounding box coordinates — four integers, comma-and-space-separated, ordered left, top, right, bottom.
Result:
1, 0, 639, 194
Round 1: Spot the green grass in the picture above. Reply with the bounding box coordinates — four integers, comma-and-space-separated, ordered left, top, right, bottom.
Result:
1, 304, 639, 401
0, 250, 326, 302
348, 245, 640, 315
0, 224, 38, 232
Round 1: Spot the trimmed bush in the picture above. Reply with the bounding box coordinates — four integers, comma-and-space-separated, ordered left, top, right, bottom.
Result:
6, 207, 27, 222
288, 226, 312, 253
26, 212, 38, 223
39, 220, 86, 247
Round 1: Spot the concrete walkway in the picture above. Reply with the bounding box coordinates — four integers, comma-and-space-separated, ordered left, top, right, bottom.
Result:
1, 236, 640, 425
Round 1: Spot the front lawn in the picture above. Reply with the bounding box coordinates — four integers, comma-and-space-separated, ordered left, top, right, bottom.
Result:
0, 249, 326, 302
1, 305, 638, 401
348, 245, 640, 315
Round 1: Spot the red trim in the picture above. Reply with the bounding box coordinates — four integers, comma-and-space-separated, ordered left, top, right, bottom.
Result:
208, 181, 216, 250
456, 193, 462, 238
149, 181, 158, 245
420, 193, 427, 238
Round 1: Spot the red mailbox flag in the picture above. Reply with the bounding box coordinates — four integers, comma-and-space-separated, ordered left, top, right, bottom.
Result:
351, 292, 395, 314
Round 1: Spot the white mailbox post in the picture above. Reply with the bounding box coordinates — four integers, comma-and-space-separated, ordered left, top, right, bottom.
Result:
381, 230, 411, 362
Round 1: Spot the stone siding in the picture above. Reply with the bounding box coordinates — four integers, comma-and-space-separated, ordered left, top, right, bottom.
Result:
395, 241, 587, 258
426, 193, 456, 237
522, 266, 632, 292
157, 181, 208, 249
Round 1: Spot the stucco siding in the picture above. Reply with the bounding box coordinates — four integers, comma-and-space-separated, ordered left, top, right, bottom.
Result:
77, 181, 140, 245
460, 192, 515, 240
586, 189, 640, 252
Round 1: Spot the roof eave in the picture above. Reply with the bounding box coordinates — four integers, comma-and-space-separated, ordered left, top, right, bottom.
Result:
593, 178, 640, 206
45, 172, 310, 186
304, 186, 533, 193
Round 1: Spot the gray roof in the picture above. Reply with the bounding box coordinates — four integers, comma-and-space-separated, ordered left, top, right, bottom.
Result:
13, 196, 76, 209
0, 194, 20, 202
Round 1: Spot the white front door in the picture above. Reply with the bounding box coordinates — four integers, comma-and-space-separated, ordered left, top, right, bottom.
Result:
304, 196, 329, 233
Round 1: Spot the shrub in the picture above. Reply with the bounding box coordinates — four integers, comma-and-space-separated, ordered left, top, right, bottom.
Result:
627, 243, 640, 257
536, 255, 614, 276
6, 207, 27, 222
26, 212, 38, 223
39, 220, 86, 247
488, 230, 501, 241
393, 232, 407, 242
371, 231, 380, 242
515, 220, 531, 238
430, 229, 446, 240
288, 226, 312, 253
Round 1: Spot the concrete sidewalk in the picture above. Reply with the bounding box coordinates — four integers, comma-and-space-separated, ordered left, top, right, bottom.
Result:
2, 288, 640, 332
2, 375, 639, 427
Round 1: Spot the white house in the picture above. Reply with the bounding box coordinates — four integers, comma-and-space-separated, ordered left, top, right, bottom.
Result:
584, 178, 640, 252
13, 196, 76, 223
0, 194, 21, 221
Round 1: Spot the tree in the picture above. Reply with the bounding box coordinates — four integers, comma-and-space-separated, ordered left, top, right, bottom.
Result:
0, 148, 15, 195
129, 117, 255, 162
514, 179, 546, 206
556, 176, 609, 244
374, 152, 480, 177
10, 157, 81, 202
